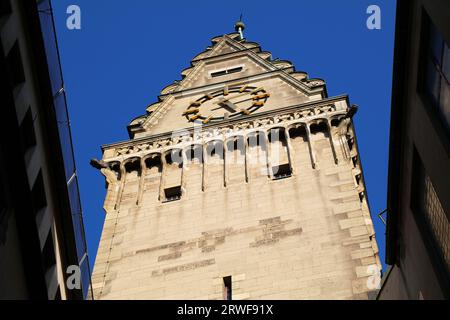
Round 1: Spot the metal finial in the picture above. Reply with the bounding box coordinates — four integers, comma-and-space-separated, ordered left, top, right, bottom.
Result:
234, 14, 245, 40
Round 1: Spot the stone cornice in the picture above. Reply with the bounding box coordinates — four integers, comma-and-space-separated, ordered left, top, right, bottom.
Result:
102, 95, 350, 161
159, 67, 321, 100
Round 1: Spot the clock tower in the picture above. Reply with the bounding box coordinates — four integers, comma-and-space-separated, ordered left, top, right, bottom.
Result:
90, 26, 382, 300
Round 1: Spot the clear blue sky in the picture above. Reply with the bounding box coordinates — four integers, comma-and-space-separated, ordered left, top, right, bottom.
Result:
52, 0, 396, 272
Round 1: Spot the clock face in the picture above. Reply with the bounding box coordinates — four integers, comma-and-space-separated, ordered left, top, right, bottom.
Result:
182, 85, 270, 124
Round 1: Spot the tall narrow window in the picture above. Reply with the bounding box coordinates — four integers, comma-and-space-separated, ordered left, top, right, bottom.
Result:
421, 13, 450, 133
411, 150, 450, 278
223, 276, 232, 300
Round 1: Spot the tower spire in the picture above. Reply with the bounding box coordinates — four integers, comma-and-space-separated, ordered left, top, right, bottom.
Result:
234, 14, 245, 40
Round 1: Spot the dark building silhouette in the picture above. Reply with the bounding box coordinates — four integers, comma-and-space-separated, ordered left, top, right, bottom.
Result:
0, 0, 91, 299
379, 0, 450, 299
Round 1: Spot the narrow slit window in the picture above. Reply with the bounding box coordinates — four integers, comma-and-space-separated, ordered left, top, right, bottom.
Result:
348, 137, 355, 151
355, 174, 362, 186
211, 67, 243, 78
223, 276, 232, 300
359, 192, 365, 203
352, 155, 358, 168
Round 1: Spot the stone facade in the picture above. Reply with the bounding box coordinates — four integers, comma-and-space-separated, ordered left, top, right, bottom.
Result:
91, 32, 381, 299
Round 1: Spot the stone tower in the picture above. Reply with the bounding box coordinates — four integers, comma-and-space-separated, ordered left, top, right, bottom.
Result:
90, 28, 382, 300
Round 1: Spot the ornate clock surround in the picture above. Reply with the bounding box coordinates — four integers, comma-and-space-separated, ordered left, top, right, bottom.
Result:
182, 85, 270, 124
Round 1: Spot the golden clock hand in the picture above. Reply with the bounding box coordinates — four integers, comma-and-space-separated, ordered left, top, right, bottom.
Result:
220, 87, 265, 103
211, 104, 249, 115
221, 91, 248, 102
221, 101, 238, 111
211, 101, 238, 113
221, 100, 252, 115
229, 97, 255, 104
227, 93, 271, 105
182, 108, 200, 116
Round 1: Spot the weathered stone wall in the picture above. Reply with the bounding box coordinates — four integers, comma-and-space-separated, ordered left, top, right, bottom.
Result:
91, 106, 381, 300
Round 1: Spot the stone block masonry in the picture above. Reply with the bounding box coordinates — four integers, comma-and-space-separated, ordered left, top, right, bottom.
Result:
91, 31, 381, 300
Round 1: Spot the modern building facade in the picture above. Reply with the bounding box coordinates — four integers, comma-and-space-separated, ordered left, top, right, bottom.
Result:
91, 25, 381, 299
0, 0, 91, 299
378, 0, 450, 299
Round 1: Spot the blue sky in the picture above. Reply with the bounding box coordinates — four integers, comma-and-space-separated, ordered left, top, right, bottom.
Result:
52, 0, 396, 272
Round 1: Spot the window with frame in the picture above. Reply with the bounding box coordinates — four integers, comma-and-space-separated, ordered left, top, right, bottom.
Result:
411, 151, 450, 278
421, 14, 450, 133
422, 175, 450, 271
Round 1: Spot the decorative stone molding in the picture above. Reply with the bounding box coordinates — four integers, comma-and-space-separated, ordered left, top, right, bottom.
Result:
112, 99, 348, 162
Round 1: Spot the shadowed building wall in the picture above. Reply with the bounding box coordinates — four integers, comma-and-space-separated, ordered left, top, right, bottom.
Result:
379, 0, 450, 300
